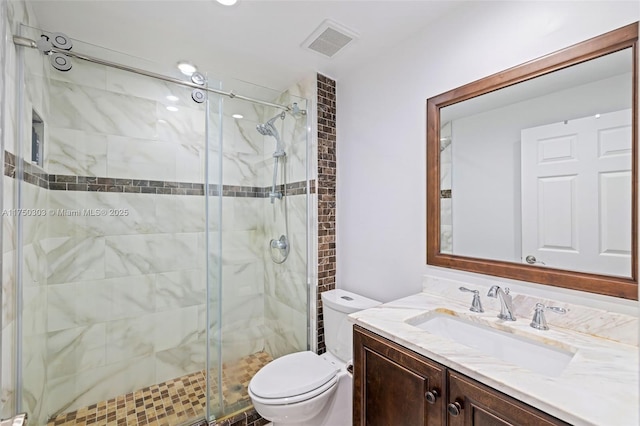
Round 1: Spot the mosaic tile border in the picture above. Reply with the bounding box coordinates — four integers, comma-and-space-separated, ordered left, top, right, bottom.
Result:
316, 73, 337, 355
4, 151, 314, 197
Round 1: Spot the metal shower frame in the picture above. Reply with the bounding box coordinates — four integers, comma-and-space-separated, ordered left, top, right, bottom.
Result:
13, 34, 296, 112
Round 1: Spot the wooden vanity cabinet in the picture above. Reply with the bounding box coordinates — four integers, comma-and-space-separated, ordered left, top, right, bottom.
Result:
353, 326, 569, 426
353, 325, 446, 426
447, 372, 569, 426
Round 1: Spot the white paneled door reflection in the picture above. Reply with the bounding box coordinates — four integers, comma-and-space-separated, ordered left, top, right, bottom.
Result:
521, 109, 632, 277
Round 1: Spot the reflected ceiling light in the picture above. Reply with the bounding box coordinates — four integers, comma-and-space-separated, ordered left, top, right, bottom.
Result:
595, 113, 601, 119
166, 95, 179, 102
232, 114, 244, 119
217, 0, 238, 5
166, 106, 179, 112
177, 62, 197, 76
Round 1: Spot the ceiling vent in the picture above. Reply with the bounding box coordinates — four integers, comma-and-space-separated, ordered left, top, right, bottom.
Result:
302, 19, 359, 59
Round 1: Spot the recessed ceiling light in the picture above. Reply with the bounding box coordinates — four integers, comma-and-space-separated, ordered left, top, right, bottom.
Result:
177, 62, 197, 76
166, 95, 179, 102
217, 0, 237, 5
166, 106, 179, 112
232, 114, 244, 119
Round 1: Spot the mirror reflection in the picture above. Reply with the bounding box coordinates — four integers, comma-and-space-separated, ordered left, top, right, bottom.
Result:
440, 48, 633, 278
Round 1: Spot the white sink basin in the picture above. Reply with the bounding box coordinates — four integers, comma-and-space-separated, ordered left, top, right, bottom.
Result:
408, 313, 574, 377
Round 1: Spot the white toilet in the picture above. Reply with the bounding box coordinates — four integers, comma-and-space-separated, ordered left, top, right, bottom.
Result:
248, 289, 380, 426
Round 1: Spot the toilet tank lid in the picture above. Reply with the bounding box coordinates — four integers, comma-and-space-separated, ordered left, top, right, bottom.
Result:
321, 289, 381, 314
249, 351, 337, 399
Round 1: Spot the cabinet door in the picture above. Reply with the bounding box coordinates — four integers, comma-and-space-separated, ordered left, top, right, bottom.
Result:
447, 372, 569, 426
353, 325, 446, 426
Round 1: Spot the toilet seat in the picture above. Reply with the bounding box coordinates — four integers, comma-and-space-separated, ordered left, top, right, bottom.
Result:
248, 351, 338, 405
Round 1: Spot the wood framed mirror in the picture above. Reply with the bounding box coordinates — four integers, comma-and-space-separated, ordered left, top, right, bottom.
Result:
427, 22, 638, 300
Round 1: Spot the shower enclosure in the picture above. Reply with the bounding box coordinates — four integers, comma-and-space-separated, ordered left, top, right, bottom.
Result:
9, 25, 310, 425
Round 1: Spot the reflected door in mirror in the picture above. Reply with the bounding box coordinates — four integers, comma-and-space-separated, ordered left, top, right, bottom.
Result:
521, 109, 632, 278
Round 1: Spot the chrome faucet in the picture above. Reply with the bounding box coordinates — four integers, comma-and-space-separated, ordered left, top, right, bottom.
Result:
530, 303, 566, 330
487, 285, 516, 321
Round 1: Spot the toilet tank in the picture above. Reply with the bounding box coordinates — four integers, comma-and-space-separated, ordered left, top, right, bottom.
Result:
321, 289, 381, 362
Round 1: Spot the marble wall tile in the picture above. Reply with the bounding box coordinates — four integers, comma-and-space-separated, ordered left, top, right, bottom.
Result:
106, 134, 177, 181
222, 230, 263, 262
2, 251, 16, 328
154, 339, 206, 385
218, 323, 265, 364
44, 236, 106, 284
46, 283, 77, 332
225, 198, 261, 232
22, 285, 47, 337
264, 296, 307, 359
440, 162, 452, 191
155, 101, 205, 148
108, 275, 156, 321
3, 176, 16, 253
153, 306, 200, 352
90, 193, 162, 237
104, 232, 199, 278
49, 59, 107, 92
106, 66, 194, 107
175, 142, 204, 183
21, 181, 47, 244
219, 151, 262, 187
156, 269, 206, 311
22, 332, 48, 418
45, 373, 75, 420
47, 191, 161, 238
174, 196, 206, 233
223, 115, 262, 155
441, 225, 453, 254
0, 319, 16, 418
105, 316, 155, 364
70, 279, 110, 326
47, 127, 108, 176
47, 324, 107, 380
49, 80, 157, 139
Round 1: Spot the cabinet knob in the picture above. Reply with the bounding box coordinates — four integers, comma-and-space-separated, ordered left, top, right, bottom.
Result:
425, 389, 439, 404
447, 401, 462, 416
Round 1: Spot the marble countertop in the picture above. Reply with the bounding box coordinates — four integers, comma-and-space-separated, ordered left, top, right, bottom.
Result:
349, 286, 639, 426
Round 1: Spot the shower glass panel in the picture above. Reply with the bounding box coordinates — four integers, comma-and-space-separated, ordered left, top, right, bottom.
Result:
207, 80, 309, 420
16, 25, 218, 425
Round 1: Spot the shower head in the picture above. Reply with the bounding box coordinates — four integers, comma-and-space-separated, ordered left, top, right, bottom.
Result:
257, 112, 286, 155
256, 122, 278, 137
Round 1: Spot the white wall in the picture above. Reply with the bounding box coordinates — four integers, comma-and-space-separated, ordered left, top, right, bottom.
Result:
336, 0, 639, 311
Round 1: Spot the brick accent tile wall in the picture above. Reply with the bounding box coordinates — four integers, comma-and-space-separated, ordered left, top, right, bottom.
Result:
316, 73, 337, 354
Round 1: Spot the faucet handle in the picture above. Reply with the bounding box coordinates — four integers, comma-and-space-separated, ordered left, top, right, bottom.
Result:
530, 303, 566, 330
458, 287, 484, 313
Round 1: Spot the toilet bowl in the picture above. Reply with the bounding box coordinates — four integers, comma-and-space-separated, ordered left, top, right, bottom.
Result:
248, 289, 380, 426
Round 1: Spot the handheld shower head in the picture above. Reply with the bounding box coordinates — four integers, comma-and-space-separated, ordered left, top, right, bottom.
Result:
256, 112, 286, 155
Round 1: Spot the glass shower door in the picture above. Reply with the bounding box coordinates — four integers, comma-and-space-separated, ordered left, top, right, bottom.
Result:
15, 25, 217, 426
208, 80, 309, 420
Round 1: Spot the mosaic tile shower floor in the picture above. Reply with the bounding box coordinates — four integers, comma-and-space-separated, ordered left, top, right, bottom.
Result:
47, 352, 273, 426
